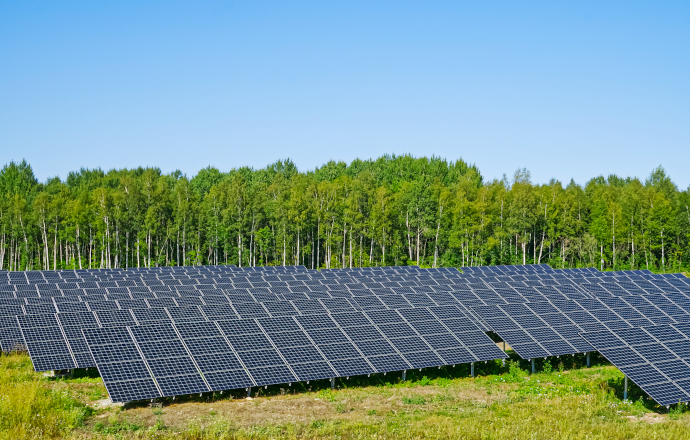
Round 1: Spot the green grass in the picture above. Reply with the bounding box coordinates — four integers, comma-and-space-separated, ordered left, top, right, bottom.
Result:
0, 353, 91, 439
3, 352, 690, 439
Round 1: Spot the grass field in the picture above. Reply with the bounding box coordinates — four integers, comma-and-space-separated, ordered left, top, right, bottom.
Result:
3, 351, 690, 440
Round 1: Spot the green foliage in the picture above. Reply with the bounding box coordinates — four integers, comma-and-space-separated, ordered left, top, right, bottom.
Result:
669, 402, 687, 420
0, 354, 89, 439
506, 361, 526, 383
318, 389, 337, 402
3, 353, 690, 439
94, 416, 142, 434
415, 376, 433, 386
402, 395, 427, 405
0, 159, 38, 199
0, 157, 688, 273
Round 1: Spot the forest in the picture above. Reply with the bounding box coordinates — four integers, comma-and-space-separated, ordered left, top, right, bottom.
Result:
0, 155, 688, 273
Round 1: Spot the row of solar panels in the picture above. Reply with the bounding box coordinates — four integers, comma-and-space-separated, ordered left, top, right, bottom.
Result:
0, 264, 673, 285
6, 300, 480, 367
0, 265, 422, 281
2, 273, 655, 368
473, 294, 690, 359
3, 268, 689, 368
5, 264, 680, 406
0, 286, 592, 316
1, 273, 686, 323
0, 273, 676, 288
583, 324, 690, 405
0, 273, 674, 286
51, 307, 507, 402
0, 270, 683, 298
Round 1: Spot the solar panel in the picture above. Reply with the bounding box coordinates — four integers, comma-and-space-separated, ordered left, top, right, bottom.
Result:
581, 324, 690, 405
82, 327, 162, 402
18, 314, 76, 371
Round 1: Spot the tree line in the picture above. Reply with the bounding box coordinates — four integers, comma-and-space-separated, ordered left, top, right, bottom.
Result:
0, 155, 688, 273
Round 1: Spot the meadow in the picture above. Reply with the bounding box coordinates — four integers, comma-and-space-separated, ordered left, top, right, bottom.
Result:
4, 350, 690, 440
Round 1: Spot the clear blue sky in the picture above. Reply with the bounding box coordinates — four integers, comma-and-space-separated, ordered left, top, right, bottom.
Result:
1, 1, 688, 187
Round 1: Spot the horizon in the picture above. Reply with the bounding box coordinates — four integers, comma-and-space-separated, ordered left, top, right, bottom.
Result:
3, 154, 676, 191
2, 155, 683, 189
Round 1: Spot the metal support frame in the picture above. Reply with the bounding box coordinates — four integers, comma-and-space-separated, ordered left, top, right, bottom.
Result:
247, 387, 251, 398
502, 341, 507, 367
531, 359, 535, 374
401, 370, 406, 382
586, 352, 591, 368
330, 378, 335, 389
623, 375, 628, 401
471, 362, 474, 377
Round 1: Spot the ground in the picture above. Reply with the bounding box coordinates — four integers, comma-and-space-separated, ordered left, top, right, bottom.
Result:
3, 352, 690, 439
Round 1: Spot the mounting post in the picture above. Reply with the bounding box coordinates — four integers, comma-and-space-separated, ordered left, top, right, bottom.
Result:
402, 370, 406, 382
623, 375, 628, 401
330, 378, 335, 389
531, 359, 535, 374
586, 352, 591, 368
471, 362, 474, 377
247, 387, 251, 398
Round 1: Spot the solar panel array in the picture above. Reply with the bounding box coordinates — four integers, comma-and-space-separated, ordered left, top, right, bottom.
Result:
582, 323, 690, 405
473, 295, 690, 360
2, 263, 690, 406
83, 308, 504, 402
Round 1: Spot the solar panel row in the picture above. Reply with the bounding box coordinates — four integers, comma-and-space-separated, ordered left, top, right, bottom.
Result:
2, 264, 690, 407
84, 308, 506, 402
581, 323, 690, 406
474, 294, 690, 359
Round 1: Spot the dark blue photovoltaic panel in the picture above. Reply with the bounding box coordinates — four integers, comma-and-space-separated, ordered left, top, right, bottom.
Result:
18, 314, 76, 371
156, 374, 209, 396
7, 263, 688, 403
367, 354, 410, 372
290, 361, 337, 381
248, 365, 297, 386
341, 326, 382, 342
295, 314, 337, 329
193, 351, 243, 371
138, 340, 188, 359
402, 351, 444, 369
89, 343, 141, 364
216, 319, 263, 335
389, 337, 430, 353
236, 349, 285, 368
307, 328, 351, 345
436, 347, 476, 364
83, 327, 162, 403
106, 379, 161, 402
329, 357, 375, 376
581, 324, 690, 406
317, 343, 362, 361
257, 316, 301, 333
279, 345, 325, 364
356, 339, 398, 357
204, 370, 254, 390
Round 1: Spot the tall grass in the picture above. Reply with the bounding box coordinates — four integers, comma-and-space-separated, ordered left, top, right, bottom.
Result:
86, 363, 690, 440
3, 352, 690, 440
0, 354, 89, 439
